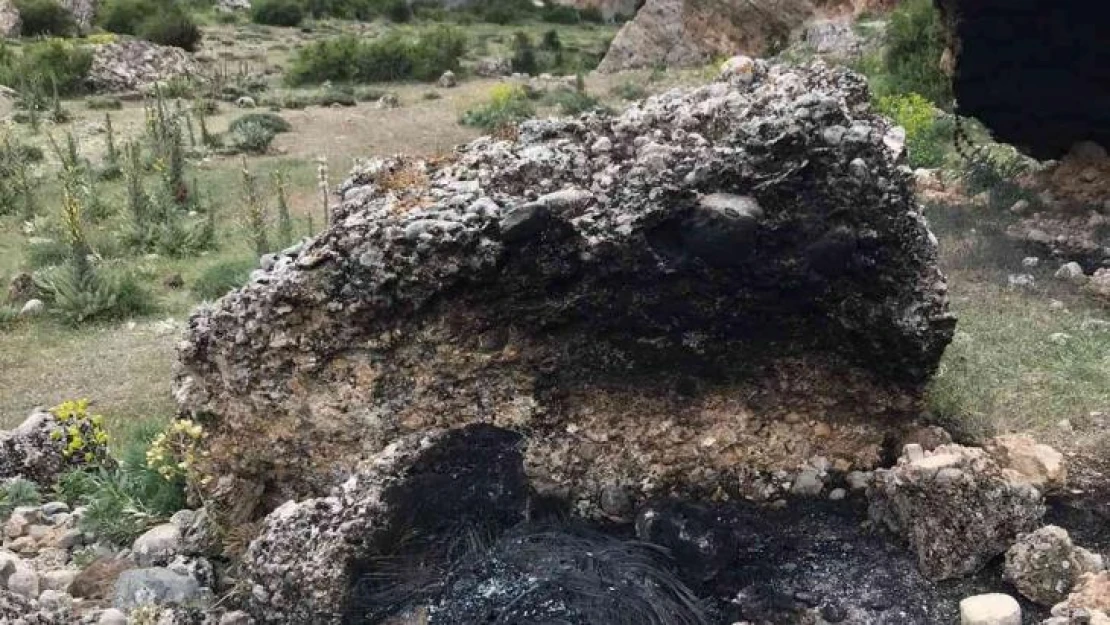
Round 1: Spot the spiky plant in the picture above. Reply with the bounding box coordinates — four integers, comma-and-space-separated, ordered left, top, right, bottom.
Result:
240, 156, 268, 255
273, 169, 293, 248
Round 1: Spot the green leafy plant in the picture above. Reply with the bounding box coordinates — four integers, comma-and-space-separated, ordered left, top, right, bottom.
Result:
250, 0, 304, 26
241, 157, 269, 255
876, 92, 952, 168
286, 26, 467, 85
86, 95, 123, 110
460, 83, 534, 130
98, 0, 156, 34
49, 399, 112, 466
273, 169, 294, 248
15, 0, 77, 36
227, 119, 276, 155
0, 479, 42, 522
229, 112, 291, 135
137, 6, 202, 51
192, 259, 254, 300
610, 81, 647, 101
510, 31, 537, 75
0, 39, 93, 96
884, 0, 951, 106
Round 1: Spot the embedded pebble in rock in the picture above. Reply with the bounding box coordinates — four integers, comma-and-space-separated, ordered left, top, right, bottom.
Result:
176, 61, 955, 528
960, 593, 1021, 625
791, 468, 824, 497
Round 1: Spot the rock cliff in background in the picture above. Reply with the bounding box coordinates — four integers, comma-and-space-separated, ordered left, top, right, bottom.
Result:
937, 0, 1110, 160
0, 0, 20, 37
598, 0, 899, 72
87, 40, 201, 93
175, 61, 954, 527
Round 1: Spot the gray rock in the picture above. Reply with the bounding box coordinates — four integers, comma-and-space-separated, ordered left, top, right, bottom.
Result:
169, 509, 196, 529
376, 93, 400, 110
437, 70, 457, 88
220, 610, 252, 625
40, 502, 69, 516
791, 468, 824, 497
37, 588, 71, 611
1056, 262, 1088, 285
828, 487, 847, 501
98, 607, 128, 624
869, 444, 1045, 580
40, 569, 77, 593
176, 62, 955, 534
236, 96, 257, 109
1004, 525, 1103, 605
19, 298, 44, 317
132, 523, 182, 567
7, 564, 39, 599
88, 41, 201, 93
959, 593, 1021, 625
113, 567, 206, 610
0, 410, 109, 486
0, 0, 20, 37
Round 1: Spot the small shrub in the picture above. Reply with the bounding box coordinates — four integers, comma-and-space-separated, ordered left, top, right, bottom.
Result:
352, 86, 385, 102
26, 238, 70, 269
86, 95, 123, 110
193, 259, 253, 300
0, 479, 42, 521
287, 26, 467, 85
541, 4, 579, 24
251, 0, 304, 26
50, 398, 113, 466
460, 83, 534, 130
884, 0, 951, 106
229, 111, 291, 134
98, 0, 156, 34
578, 5, 603, 22
876, 92, 951, 168
610, 81, 647, 101
227, 119, 276, 154
138, 8, 202, 51
384, 0, 412, 22
545, 88, 608, 116
37, 265, 156, 324
510, 31, 537, 75
15, 0, 77, 36
0, 40, 93, 96
314, 88, 356, 107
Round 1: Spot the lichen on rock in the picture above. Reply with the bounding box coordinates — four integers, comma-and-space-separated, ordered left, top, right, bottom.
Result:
175, 60, 955, 527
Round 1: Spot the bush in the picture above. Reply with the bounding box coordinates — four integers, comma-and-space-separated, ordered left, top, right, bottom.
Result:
610, 81, 646, 101
15, 0, 77, 36
545, 88, 608, 116
287, 26, 467, 85
460, 83, 534, 130
138, 7, 202, 51
884, 0, 951, 106
36, 264, 155, 324
579, 5, 603, 22
226, 120, 276, 154
229, 111, 291, 134
251, 0, 304, 26
468, 0, 535, 24
384, 0, 411, 22
0, 479, 41, 521
510, 31, 537, 75
541, 4, 579, 24
315, 87, 356, 106
86, 95, 123, 110
25, 238, 70, 268
193, 259, 253, 300
98, 0, 156, 34
876, 92, 951, 168
0, 40, 93, 96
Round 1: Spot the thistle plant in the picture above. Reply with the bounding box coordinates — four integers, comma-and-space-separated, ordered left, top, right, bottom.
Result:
104, 113, 119, 172
316, 155, 330, 227
273, 169, 293, 248
241, 156, 268, 255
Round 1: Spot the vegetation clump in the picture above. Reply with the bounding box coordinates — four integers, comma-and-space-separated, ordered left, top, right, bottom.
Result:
286, 26, 467, 85
14, 0, 77, 37
460, 83, 534, 130
251, 0, 305, 26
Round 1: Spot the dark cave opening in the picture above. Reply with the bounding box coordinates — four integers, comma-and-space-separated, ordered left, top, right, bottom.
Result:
940, 0, 1110, 160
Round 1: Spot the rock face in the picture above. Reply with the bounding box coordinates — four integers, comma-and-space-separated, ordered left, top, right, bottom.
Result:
0, 410, 108, 486
243, 425, 531, 624
868, 444, 1045, 580
87, 40, 201, 93
1004, 525, 1104, 606
176, 61, 955, 526
60, 0, 97, 31
598, 0, 898, 72
988, 434, 1068, 493
0, 0, 20, 37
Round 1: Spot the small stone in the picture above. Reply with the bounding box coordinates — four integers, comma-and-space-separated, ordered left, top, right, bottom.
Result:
846, 471, 871, 491
98, 608, 128, 625
959, 593, 1021, 625
18, 298, 44, 317
903, 443, 925, 463
8, 566, 39, 599
40, 568, 77, 592
131, 523, 182, 567
791, 468, 823, 496
4, 514, 29, 539
220, 610, 252, 625
37, 588, 71, 610
599, 484, 633, 518
1008, 273, 1036, 289
828, 488, 847, 501
113, 567, 206, 610
40, 502, 69, 516
169, 509, 196, 529
1011, 199, 1031, 214
1022, 257, 1040, 268
1056, 262, 1088, 285
437, 70, 457, 88
10, 536, 36, 554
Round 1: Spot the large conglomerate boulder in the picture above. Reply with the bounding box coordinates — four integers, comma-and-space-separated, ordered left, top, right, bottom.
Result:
175, 61, 955, 527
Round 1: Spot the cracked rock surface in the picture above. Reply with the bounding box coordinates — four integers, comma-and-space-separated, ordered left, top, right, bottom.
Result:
175, 61, 954, 526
